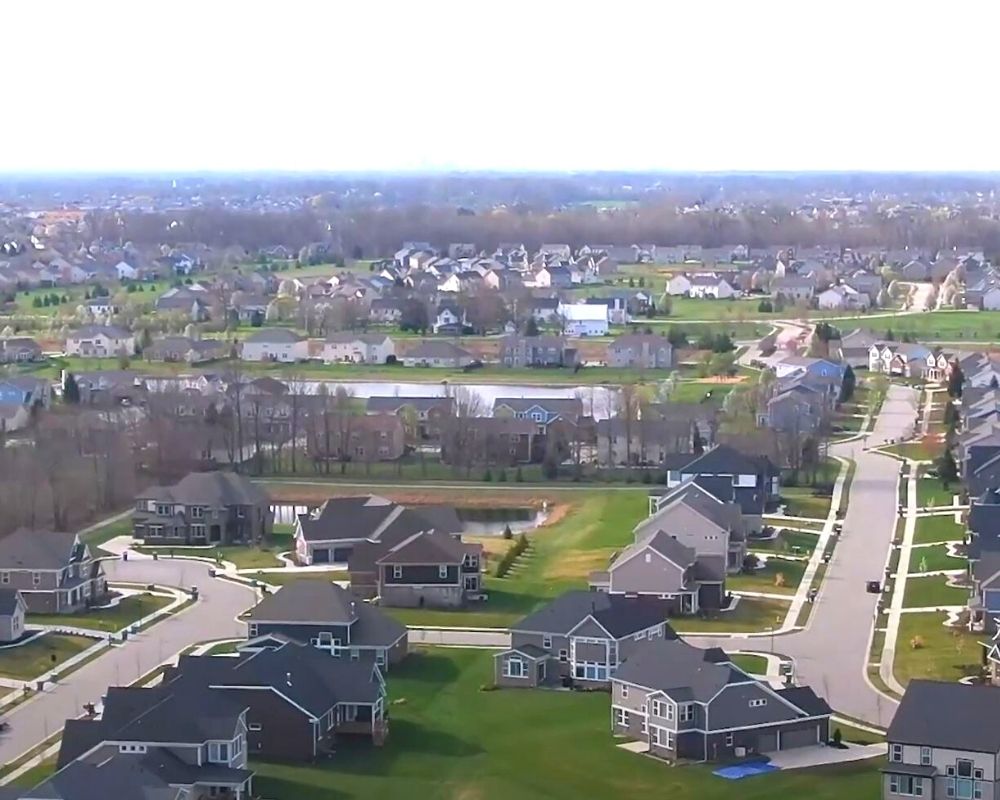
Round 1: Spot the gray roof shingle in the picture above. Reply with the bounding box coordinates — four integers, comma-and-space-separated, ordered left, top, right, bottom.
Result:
512, 590, 675, 639
888, 680, 1000, 752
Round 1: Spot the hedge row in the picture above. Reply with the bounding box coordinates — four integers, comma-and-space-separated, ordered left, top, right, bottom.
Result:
495, 532, 530, 578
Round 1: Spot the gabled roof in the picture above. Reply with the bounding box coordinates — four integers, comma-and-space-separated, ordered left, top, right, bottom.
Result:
375, 529, 471, 566
512, 590, 675, 639
0, 588, 24, 616
245, 328, 302, 344
492, 397, 582, 418
0, 529, 82, 571
297, 495, 461, 543
405, 341, 472, 359
246, 580, 360, 625
613, 638, 743, 700
673, 444, 776, 477
140, 471, 269, 507
611, 530, 696, 573
888, 680, 1000, 752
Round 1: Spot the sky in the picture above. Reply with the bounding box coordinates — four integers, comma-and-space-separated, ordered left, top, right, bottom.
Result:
6, 1, 997, 174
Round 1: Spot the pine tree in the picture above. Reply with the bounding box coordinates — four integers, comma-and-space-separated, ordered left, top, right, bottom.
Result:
63, 373, 81, 404
937, 449, 959, 489
840, 364, 856, 402
947, 363, 964, 399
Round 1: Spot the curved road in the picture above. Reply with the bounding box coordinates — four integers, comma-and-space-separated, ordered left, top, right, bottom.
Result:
0, 559, 257, 765
690, 383, 919, 727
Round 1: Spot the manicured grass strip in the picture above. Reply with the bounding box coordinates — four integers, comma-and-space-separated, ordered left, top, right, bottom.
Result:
728, 558, 805, 596
916, 474, 959, 508
730, 654, 769, 675
749, 530, 819, 556
0, 634, 94, 680
831, 722, 885, 745
894, 612, 981, 687
912, 515, 964, 545
884, 440, 943, 462
781, 487, 832, 519
671, 598, 789, 634
252, 647, 881, 800
907, 544, 963, 574
258, 571, 349, 588
901, 575, 967, 609
28, 594, 171, 633
136, 544, 285, 570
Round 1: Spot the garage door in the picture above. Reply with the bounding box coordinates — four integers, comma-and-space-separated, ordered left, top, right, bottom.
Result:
312, 548, 330, 563
756, 732, 779, 753
333, 547, 352, 562
780, 725, 820, 750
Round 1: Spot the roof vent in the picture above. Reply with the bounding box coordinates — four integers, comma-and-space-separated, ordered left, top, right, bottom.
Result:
286, 672, 292, 687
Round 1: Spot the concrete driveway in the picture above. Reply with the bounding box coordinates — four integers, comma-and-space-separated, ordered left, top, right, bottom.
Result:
0, 559, 257, 765
690, 384, 919, 727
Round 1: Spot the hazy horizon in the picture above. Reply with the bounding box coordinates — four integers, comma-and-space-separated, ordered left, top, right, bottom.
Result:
11, 1, 997, 174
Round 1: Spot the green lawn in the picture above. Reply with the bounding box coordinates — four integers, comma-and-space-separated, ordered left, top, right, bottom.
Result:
79, 517, 133, 556
867, 310, 1000, 342
253, 648, 879, 800
894, 612, 981, 686
730, 654, 769, 675
670, 598, 789, 634
728, 557, 806, 596
136, 544, 285, 570
907, 545, 963, 574
0, 633, 95, 680
912, 515, 964, 545
916, 474, 960, 508
748, 529, 820, 557
28, 593, 171, 633
257, 570, 349, 588
901, 576, 968, 609
781, 487, 833, 519
831, 723, 886, 746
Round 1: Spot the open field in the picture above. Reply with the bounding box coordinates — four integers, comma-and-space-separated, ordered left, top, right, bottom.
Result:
28, 593, 172, 633
252, 647, 879, 800
0, 633, 94, 680
863, 310, 1000, 342
893, 612, 981, 686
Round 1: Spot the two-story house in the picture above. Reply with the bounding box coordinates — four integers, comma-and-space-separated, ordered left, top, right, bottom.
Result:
65, 324, 136, 358
400, 340, 474, 368
499, 335, 578, 368
0, 375, 51, 409
30, 683, 254, 800
243, 580, 408, 669
0, 588, 27, 643
322, 333, 396, 364
869, 343, 950, 382
240, 328, 309, 362
493, 590, 674, 689
164, 639, 388, 758
0, 336, 43, 363
664, 445, 780, 521
492, 397, 583, 432
132, 471, 273, 546
372, 530, 483, 608
608, 335, 674, 369
883, 680, 1000, 800
0, 529, 107, 614
612, 638, 830, 762
364, 396, 454, 441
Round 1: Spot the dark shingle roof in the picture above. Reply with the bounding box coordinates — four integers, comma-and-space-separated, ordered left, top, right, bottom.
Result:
246, 581, 359, 625
0, 588, 23, 616
888, 680, 1000, 751
376, 530, 467, 565
512, 590, 675, 639
614, 638, 741, 701
365, 396, 453, 414
0, 530, 81, 571
141, 471, 269, 507
299, 496, 460, 544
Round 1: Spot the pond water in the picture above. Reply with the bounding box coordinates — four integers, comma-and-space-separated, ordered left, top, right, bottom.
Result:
271, 503, 548, 536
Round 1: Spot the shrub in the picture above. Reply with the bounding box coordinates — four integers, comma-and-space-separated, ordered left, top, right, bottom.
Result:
641, 471, 652, 484
502, 524, 513, 540
495, 532, 530, 577
832, 728, 843, 747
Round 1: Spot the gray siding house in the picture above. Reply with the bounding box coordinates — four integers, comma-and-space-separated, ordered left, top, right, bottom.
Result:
0, 529, 107, 614
133, 471, 273, 546
493, 591, 674, 689
374, 530, 482, 608
612, 638, 830, 762
608, 335, 674, 369
0, 588, 27, 642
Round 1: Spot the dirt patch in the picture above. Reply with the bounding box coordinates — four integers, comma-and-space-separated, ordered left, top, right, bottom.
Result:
543, 548, 615, 581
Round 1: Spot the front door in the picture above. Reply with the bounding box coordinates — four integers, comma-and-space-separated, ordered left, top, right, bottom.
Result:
210, 525, 222, 543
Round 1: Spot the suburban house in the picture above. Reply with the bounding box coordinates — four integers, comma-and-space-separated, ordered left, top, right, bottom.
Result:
294, 494, 462, 565
0, 588, 26, 643
585, 295, 631, 325
687, 273, 738, 299
369, 297, 404, 324
400, 340, 474, 368
499, 335, 577, 368
240, 329, 309, 362
612, 638, 830, 762
371, 529, 483, 608
304, 413, 406, 463
869, 342, 950, 381
837, 328, 880, 368
557, 302, 609, 336
322, 333, 396, 364
772, 356, 845, 399
535, 265, 574, 288
244, 580, 408, 669
365, 396, 453, 440
27, 683, 254, 800
0, 529, 107, 613
492, 396, 583, 431
595, 415, 698, 467
883, 680, 1000, 800
431, 303, 466, 333
0, 375, 51, 409
493, 590, 674, 689
607, 335, 673, 369
65, 324, 136, 358
440, 416, 543, 466
155, 286, 212, 320
762, 383, 827, 433
817, 283, 870, 310
663, 445, 780, 518
145, 335, 228, 364
0, 336, 43, 363
164, 639, 388, 758
773, 275, 816, 302
132, 470, 273, 546
590, 479, 747, 613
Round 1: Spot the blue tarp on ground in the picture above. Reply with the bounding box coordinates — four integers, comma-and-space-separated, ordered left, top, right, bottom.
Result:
713, 762, 780, 780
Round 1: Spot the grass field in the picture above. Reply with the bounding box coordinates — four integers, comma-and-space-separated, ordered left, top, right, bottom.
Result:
728, 558, 805, 596
907, 544, 963, 574
912, 515, 964, 545
0, 633, 94, 680
901, 575, 968, 608
252, 647, 879, 800
893, 612, 981, 686
865, 310, 1000, 342
28, 593, 171, 633
136, 543, 286, 570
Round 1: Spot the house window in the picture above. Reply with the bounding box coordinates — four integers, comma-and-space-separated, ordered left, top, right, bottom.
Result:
634, 630, 646, 641
208, 741, 230, 763
889, 744, 903, 762
679, 704, 694, 722
32, 572, 40, 586
248, 723, 262, 732
156, 504, 171, 516
503, 657, 525, 678
351, 648, 360, 661
392, 565, 402, 579
621, 685, 629, 699
542, 635, 552, 650
650, 698, 662, 717
665, 702, 675, 721
558, 649, 568, 663
248, 624, 258, 638
438, 565, 448, 579
191, 524, 206, 539
748, 699, 767, 708
615, 708, 630, 727
651, 726, 674, 749
119, 743, 148, 754
920, 747, 931, 766
0, 572, 7, 584
191, 506, 204, 518
890, 775, 925, 797
725, 733, 734, 747
640, 718, 647, 735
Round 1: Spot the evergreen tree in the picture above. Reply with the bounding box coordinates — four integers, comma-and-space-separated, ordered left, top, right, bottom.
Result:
524, 316, 540, 337
947, 362, 964, 399
63, 373, 81, 404
840, 364, 856, 402
937, 449, 959, 489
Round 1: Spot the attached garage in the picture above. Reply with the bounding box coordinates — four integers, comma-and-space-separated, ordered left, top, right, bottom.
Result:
333, 546, 352, 562
779, 725, 821, 750
756, 731, 779, 753
312, 548, 330, 564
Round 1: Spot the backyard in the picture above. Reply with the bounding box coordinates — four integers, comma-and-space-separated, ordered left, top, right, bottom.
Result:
780, 487, 833, 519
748, 529, 820, 557
27, 593, 173, 633
728, 557, 806, 597
893, 613, 981, 686
252, 647, 879, 800
0, 633, 95, 680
